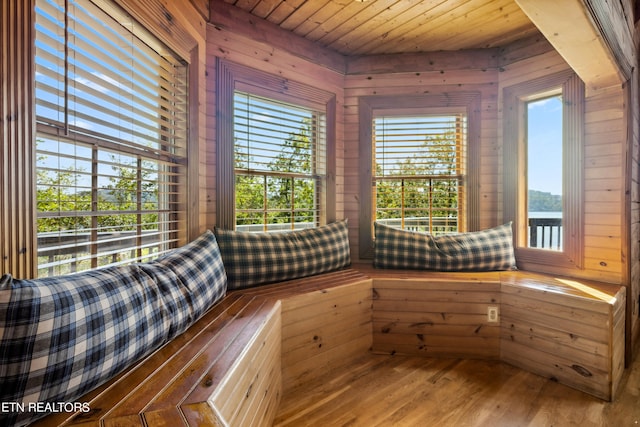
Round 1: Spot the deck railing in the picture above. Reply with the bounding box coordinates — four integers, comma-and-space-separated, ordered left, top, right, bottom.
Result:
376, 217, 458, 234
528, 217, 562, 250
37, 230, 169, 276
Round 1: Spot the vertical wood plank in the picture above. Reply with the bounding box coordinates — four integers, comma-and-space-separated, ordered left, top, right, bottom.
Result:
0, 0, 36, 278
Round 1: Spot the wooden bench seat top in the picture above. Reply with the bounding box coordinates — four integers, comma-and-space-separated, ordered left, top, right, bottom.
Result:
353, 263, 623, 305
499, 270, 623, 304
233, 268, 370, 299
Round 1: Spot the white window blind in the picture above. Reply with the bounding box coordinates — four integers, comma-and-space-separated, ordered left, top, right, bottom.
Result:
34, 0, 188, 276
234, 91, 326, 231
373, 114, 466, 234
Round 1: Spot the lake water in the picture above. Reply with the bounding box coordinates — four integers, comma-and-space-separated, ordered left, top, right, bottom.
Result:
529, 211, 562, 218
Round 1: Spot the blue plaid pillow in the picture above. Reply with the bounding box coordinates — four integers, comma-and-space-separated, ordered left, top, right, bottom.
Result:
215, 220, 351, 290
143, 229, 227, 336
374, 222, 516, 271
0, 230, 226, 427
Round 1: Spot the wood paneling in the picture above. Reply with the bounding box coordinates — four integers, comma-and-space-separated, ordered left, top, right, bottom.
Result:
209, 0, 346, 73
628, 65, 640, 362
372, 276, 502, 359
280, 280, 373, 391
500, 271, 626, 401
344, 62, 500, 261
207, 0, 637, 363
205, 14, 346, 229
216, 0, 539, 56
1, 0, 36, 279
583, 85, 626, 284
190, 0, 210, 20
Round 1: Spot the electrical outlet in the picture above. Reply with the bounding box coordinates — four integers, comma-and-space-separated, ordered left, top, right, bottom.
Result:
487, 306, 499, 323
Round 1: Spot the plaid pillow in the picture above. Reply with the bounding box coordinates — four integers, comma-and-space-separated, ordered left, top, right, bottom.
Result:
0, 230, 226, 427
215, 220, 351, 290
143, 229, 227, 337
374, 222, 516, 271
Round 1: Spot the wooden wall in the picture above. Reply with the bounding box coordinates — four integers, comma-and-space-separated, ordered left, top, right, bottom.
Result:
342, 35, 638, 359
0, 0, 36, 279
497, 48, 626, 285
205, 3, 639, 359
343, 53, 502, 260
206, 2, 346, 228
513, 0, 639, 363
631, 32, 640, 360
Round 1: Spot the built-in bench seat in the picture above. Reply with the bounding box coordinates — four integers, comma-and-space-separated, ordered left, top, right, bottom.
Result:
33, 266, 625, 426
31, 269, 371, 427
356, 264, 626, 401
500, 270, 626, 401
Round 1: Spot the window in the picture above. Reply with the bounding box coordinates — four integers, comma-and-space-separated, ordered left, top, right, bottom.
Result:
358, 93, 481, 258
372, 114, 466, 234
503, 70, 584, 270
526, 94, 563, 250
233, 92, 326, 231
35, 0, 188, 276
216, 59, 336, 231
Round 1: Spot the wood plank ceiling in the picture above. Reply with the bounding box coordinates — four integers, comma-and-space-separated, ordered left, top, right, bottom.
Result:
215, 0, 540, 55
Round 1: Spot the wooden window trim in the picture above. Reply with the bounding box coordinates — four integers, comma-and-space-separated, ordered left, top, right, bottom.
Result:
358, 93, 482, 259
216, 58, 337, 230
502, 70, 585, 270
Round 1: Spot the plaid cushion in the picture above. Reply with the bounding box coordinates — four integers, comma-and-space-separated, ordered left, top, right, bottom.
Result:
215, 220, 351, 290
143, 229, 227, 336
374, 222, 516, 271
0, 230, 226, 427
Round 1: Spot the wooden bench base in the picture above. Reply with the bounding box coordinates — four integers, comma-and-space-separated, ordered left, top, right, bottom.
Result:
34, 266, 625, 426
369, 270, 502, 359
357, 265, 626, 401
500, 271, 626, 401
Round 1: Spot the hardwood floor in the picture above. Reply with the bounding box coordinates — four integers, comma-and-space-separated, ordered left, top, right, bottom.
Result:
274, 352, 640, 426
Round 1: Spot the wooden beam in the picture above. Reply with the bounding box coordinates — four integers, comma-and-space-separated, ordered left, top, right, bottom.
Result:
347, 49, 500, 75
515, 0, 624, 90
189, 0, 209, 21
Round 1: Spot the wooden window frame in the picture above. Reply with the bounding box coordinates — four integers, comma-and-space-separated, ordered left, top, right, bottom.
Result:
372, 111, 467, 235
216, 59, 337, 230
503, 70, 585, 270
233, 91, 327, 231
358, 93, 482, 259
1, 0, 200, 279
